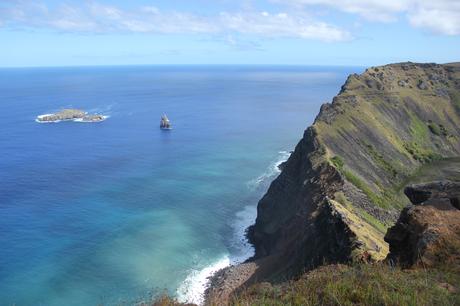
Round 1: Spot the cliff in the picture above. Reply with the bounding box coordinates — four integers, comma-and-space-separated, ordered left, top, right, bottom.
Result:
248, 62, 460, 281
203, 178, 460, 306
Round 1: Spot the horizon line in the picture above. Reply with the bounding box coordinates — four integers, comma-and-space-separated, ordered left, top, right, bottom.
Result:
1, 61, 456, 70
0, 63, 371, 69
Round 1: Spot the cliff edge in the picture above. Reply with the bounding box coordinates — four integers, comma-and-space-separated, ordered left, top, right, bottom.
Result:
248, 62, 460, 281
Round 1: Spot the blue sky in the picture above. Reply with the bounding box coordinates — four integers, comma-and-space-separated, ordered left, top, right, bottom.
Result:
1, 0, 459, 67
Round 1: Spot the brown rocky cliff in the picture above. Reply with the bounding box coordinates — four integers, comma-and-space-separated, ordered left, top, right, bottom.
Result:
385, 181, 460, 268
248, 62, 460, 281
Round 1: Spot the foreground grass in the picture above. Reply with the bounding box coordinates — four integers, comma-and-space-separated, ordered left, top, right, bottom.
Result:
148, 263, 459, 306
231, 264, 460, 306
148, 295, 185, 306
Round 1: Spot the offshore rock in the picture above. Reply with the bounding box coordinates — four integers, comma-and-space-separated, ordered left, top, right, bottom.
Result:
36, 109, 106, 123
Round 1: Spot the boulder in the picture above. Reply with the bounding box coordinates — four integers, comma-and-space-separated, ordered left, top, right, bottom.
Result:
417, 80, 429, 90
404, 181, 460, 209
385, 181, 460, 268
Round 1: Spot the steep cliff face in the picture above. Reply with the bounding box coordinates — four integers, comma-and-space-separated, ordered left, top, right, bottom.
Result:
249, 62, 460, 280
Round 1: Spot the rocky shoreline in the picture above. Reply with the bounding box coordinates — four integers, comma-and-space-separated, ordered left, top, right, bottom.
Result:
36, 109, 106, 123
204, 262, 257, 305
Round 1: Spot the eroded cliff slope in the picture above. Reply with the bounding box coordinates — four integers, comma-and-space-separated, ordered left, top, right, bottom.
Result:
249, 62, 460, 280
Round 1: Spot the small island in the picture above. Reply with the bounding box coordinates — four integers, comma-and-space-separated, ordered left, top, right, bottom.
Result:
36, 109, 107, 123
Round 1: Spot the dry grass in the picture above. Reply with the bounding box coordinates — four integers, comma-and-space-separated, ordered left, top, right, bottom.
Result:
231, 263, 460, 306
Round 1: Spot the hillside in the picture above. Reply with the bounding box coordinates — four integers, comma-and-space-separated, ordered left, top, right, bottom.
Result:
246, 62, 460, 281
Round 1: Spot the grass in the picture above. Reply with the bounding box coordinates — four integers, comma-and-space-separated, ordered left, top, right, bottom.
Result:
328, 199, 389, 260
232, 264, 460, 306
428, 122, 442, 136
329, 156, 397, 209
330, 156, 344, 169
408, 111, 429, 142
403, 142, 442, 163
428, 121, 449, 137
450, 90, 460, 114
140, 295, 187, 306
357, 208, 388, 234
341, 168, 392, 209
334, 192, 388, 235
362, 142, 399, 178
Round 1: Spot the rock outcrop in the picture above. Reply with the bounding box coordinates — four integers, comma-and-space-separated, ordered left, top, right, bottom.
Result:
385, 181, 460, 268
404, 181, 460, 209
36, 109, 106, 122
247, 62, 460, 281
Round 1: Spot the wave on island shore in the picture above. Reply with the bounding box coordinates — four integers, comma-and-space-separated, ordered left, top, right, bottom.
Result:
176, 151, 291, 305
35, 114, 109, 123
35, 114, 57, 123
73, 115, 110, 123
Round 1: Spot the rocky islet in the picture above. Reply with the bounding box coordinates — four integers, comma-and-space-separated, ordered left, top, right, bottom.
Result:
36, 108, 106, 123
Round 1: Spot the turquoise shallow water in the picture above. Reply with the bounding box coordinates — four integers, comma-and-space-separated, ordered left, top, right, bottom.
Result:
0, 66, 362, 305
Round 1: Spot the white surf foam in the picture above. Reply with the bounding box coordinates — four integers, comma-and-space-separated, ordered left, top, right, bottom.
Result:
74, 115, 110, 123
35, 114, 60, 123
176, 206, 258, 305
246, 150, 291, 191
36, 114, 54, 119
176, 256, 231, 305
229, 205, 256, 264
35, 114, 109, 123
176, 151, 291, 305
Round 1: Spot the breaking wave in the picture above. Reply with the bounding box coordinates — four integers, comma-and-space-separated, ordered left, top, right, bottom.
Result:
246, 151, 291, 191
176, 151, 291, 305
176, 256, 230, 305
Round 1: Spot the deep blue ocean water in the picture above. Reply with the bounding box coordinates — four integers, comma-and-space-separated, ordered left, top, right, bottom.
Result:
0, 65, 361, 306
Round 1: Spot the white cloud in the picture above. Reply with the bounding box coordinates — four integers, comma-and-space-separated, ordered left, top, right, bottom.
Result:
220, 11, 351, 41
273, 0, 408, 22
408, 1, 460, 35
272, 0, 460, 35
0, 1, 350, 42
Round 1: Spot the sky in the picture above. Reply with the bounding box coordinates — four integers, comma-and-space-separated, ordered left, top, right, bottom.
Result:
0, 0, 459, 67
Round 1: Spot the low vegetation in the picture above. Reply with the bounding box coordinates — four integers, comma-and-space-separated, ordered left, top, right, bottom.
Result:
403, 142, 442, 163
231, 264, 460, 306
330, 155, 397, 210
362, 142, 399, 178
427, 121, 449, 137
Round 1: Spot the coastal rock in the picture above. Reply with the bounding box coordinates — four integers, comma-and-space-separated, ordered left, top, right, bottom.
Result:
82, 114, 106, 122
37, 109, 86, 122
205, 262, 257, 306
385, 181, 460, 268
36, 109, 106, 123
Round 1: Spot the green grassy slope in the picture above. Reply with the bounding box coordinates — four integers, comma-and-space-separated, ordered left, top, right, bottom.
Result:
319, 63, 460, 232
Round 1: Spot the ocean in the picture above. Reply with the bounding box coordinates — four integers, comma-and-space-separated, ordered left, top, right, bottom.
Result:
0, 65, 362, 305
